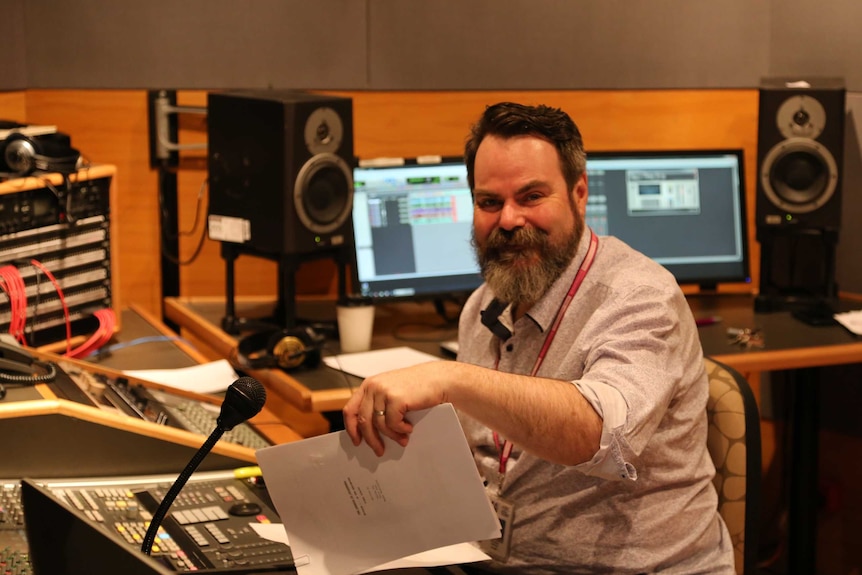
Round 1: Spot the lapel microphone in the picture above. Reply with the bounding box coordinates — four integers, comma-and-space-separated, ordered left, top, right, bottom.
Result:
481, 298, 513, 341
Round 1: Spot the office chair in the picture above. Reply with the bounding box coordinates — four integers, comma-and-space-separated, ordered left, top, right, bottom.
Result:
704, 357, 762, 575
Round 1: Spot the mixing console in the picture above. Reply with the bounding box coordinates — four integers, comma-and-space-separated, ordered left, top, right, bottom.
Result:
9, 471, 297, 573
0, 482, 31, 575
56, 361, 271, 450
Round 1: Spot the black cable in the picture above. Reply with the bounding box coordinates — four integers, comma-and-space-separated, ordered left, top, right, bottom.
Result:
0, 360, 57, 384
158, 177, 209, 266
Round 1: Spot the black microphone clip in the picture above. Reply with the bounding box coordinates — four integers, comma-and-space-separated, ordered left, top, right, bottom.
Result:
481, 298, 513, 341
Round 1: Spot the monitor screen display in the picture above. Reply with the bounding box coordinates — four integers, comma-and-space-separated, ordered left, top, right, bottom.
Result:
585, 149, 750, 287
350, 158, 483, 301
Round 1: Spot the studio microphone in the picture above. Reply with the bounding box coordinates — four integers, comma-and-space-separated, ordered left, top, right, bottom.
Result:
141, 376, 267, 556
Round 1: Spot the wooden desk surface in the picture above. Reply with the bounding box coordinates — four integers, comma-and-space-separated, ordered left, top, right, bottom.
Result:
689, 294, 862, 372
164, 296, 457, 413
165, 293, 862, 413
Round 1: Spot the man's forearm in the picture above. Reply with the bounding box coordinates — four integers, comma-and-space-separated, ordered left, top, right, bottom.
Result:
446, 362, 603, 466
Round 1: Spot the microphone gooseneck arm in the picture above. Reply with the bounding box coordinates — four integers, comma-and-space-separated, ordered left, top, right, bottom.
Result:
140, 376, 267, 556
140, 427, 225, 555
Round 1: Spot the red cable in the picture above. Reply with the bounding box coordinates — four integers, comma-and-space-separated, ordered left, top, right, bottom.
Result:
30, 259, 73, 354
0, 265, 28, 344
66, 308, 116, 359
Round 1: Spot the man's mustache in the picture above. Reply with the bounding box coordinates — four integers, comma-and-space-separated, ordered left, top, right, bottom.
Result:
484, 227, 548, 253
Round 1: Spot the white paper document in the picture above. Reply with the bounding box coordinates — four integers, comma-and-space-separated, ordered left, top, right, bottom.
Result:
250, 523, 491, 572
256, 404, 500, 575
123, 359, 240, 394
834, 310, 862, 335
322, 346, 442, 379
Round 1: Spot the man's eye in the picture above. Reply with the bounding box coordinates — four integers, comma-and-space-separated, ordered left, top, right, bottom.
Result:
477, 199, 502, 210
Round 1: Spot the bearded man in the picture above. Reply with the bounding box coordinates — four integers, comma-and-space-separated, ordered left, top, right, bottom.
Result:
343, 102, 735, 574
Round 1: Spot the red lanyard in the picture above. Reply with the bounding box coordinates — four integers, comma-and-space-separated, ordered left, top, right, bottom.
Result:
493, 231, 599, 475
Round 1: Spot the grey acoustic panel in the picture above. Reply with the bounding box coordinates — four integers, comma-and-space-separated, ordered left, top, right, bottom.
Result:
770, 0, 862, 92
368, 0, 770, 90
0, 0, 27, 90
836, 94, 862, 294
23, 0, 368, 89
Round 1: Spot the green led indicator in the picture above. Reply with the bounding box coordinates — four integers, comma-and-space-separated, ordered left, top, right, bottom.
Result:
315, 236, 322, 243
785, 214, 792, 221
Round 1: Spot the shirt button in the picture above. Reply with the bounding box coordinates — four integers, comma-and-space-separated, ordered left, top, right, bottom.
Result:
505, 344, 514, 352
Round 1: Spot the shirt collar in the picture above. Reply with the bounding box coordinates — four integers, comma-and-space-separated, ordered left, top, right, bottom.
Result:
523, 227, 595, 333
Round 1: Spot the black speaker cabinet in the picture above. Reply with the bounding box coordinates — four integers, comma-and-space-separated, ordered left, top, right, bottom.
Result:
756, 77, 846, 234
207, 90, 354, 257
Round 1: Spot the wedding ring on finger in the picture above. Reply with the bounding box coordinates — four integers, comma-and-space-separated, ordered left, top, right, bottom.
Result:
373, 409, 386, 417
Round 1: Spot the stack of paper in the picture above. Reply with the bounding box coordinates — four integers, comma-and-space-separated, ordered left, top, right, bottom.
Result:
322, 346, 442, 379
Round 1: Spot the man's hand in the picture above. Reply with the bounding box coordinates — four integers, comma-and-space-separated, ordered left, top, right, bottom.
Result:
342, 360, 450, 456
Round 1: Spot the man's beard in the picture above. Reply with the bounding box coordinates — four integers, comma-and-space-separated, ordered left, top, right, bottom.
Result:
473, 215, 584, 306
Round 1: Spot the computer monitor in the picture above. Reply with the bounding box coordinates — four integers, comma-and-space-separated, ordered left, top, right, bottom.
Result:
585, 149, 750, 288
349, 149, 750, 305
350, 158, 483, 302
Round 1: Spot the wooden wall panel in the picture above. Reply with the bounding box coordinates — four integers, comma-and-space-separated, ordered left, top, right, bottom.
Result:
19, 91, 163, 314
2, 89, 759, 319
0, 91, 27, 122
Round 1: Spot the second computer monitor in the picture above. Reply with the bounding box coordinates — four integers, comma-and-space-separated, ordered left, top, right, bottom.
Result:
586, 149, 750, 288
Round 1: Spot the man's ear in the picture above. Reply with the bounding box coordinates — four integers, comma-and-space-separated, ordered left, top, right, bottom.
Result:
573, 172, 589, 216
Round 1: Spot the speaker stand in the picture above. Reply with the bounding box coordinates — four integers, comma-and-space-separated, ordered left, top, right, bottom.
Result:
220, 243, 349, 335
755, 228, 839, 317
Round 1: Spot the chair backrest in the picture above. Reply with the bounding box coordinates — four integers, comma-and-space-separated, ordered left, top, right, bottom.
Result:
703, 357, 761, 575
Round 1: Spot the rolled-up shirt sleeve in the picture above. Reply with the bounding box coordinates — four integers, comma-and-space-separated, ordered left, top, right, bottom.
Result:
572, 379, 637, 481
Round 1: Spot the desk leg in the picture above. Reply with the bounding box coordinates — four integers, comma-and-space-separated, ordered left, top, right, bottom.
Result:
787, 367, 819, 573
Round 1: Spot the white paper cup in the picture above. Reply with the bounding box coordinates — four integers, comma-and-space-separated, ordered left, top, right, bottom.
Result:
336, 303, 375, 353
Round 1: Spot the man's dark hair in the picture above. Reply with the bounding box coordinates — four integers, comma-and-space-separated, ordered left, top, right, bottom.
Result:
464, 102, 587, 192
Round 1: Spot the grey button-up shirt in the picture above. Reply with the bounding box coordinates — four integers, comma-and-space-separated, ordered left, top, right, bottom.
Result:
457, 229, 735, 574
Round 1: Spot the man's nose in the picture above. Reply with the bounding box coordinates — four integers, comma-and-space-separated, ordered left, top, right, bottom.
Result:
498, 201, 526, 231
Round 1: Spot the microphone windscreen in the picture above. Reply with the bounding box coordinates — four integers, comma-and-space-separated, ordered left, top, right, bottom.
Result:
217, 376, 267, 431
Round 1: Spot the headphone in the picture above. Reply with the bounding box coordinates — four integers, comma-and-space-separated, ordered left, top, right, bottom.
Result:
233, 325, 325, 371
1, 133, 82, 177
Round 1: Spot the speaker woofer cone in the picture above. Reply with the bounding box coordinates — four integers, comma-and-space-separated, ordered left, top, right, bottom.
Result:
293, 153, 353, 235
760, 137, 838, 214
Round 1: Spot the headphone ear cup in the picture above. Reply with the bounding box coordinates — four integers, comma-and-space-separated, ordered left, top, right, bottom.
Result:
2, 133, 81, 176
267, 326, 324, 370
3, 134, 38, 176
267, 329, 308, 370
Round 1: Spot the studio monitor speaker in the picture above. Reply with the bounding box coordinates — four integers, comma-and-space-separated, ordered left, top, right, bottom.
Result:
756, 78, 846, 234
207, 90, 355, 257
